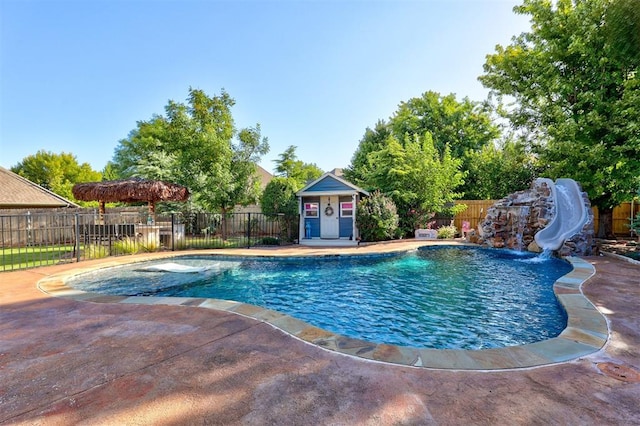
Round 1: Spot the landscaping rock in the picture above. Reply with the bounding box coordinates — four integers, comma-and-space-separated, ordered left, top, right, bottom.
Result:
477, 179, 596, 256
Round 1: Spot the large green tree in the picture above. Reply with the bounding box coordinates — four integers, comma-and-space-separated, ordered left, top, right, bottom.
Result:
344, 92, 502, 198
110, 88, 269, 225
390, 91, 500, 160
11, 150, 102, 204
479, 0, 640, 236
347, 132, 465, 237
272, 145, 323, 187
344, 120, 392, 186
464, 138, 541, 199
111, 115, 171, 179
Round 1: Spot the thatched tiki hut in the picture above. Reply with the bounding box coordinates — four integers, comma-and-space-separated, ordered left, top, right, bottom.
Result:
72, 178, 190, 220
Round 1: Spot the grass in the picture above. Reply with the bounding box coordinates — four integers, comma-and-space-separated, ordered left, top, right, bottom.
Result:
2, 235, 274, 271
184, 236, 248, 249
1, 245, 76, 270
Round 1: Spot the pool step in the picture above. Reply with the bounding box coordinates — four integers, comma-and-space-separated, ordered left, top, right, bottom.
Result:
299, 238, 359, 247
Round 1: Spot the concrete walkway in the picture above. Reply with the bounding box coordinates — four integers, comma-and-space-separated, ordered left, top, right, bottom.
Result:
1, 243, 639, 425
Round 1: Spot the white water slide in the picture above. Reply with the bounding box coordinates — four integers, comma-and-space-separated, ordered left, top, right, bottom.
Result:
534, 178, 589, 251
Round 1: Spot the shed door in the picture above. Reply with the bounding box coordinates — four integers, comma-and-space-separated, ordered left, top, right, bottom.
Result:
320, 196, 339, 238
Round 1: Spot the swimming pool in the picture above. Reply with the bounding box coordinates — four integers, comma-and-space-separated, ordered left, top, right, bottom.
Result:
66, 246, 572, 350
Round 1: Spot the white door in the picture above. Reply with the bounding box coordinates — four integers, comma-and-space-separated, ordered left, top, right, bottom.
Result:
320, 196, 339, 238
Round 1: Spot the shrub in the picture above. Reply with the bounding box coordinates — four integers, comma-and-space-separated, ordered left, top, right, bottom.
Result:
84, 244, 109, 259
399, 206, 435, 238
356, 191, 399, 242
261, 177, 299, 242
260, 236, 280, 246
139, 239, 160, 253
437, 224, 458, 239
172, 238, 189, 250
112, 237, 140, 255
629, 212, 640, 240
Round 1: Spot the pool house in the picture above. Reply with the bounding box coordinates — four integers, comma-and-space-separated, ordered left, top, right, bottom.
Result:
296, 172, 369, 246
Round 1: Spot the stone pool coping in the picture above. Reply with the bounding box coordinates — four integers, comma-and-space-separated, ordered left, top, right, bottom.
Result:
36, 246, 608, 370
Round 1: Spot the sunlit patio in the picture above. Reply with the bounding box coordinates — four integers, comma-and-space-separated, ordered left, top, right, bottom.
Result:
1, 241, 639, 424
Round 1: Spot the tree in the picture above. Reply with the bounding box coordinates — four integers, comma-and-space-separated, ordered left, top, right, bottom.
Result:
111, 115, 170, 179
273, 145, 323, 187
163, 90, 269, 238
109, 88, 270, 230
101, 162, 119, 181
464, 138, 540, 199
390, 91, 500, 160
349, 132, 466, 237
11, 150, 102, 204
344, 92, 501, 199
343, 120, 391, 185
479, 0, 640, 237
260, 177, 299, 242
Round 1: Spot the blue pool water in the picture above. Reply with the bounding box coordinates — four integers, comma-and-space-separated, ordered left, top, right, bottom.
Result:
66, 246, 573, 350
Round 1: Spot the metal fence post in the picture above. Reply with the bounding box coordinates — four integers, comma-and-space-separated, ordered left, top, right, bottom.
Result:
171, 213, 175, 251
75, 212, 81, 263
247, 212, 251, 248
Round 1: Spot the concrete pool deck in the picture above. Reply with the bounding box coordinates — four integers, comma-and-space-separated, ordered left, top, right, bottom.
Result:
1, 241, 639, 424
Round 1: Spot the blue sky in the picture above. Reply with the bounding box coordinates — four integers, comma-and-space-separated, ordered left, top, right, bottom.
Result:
0, 0, 531, 175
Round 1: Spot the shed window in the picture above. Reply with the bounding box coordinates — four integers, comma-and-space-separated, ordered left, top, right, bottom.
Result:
304, 202, 319, 217
340, 202, 353, 217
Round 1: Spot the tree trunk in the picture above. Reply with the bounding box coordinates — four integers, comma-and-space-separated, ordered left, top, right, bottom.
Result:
597, 207, 614, 239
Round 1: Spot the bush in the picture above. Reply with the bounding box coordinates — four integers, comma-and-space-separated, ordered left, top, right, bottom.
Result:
261, 177, 299, 242
437, 224, 458, 239
400, 207, 435, 238
84, 244, 109, 259
113, 237, 140, 255
629, 212, 640, 240
260, 236, 280, 246
139, 239, 160, 252
173, 238, 189, 250
356, 191, 399, 242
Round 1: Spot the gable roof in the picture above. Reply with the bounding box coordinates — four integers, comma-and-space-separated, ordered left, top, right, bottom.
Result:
0, 167, 78, 209
296, 172, 369, 197
255, 165, 273, 189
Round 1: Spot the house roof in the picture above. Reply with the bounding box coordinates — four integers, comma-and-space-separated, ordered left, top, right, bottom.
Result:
296, 172, 369, 197
255, 165, 273, 189
328, 168, 344, 177
0, 167, 78, 209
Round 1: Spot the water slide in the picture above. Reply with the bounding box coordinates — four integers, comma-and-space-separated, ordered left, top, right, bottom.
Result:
534, 178, 589, 251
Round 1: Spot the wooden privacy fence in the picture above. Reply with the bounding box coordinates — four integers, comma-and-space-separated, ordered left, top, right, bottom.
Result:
452, 200, 639, 237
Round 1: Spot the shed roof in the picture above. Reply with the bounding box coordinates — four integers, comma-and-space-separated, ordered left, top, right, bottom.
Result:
0, 167, 78, 209
296, 172, 369, 197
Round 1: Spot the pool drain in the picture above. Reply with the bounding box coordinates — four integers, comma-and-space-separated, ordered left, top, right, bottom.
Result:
596, 362, 640, 383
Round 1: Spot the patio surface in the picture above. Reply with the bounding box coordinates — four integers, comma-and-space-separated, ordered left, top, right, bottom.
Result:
1, 241, 639, 425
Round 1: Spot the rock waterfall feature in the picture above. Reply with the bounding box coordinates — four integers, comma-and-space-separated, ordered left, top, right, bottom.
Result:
476, 178, 595, 256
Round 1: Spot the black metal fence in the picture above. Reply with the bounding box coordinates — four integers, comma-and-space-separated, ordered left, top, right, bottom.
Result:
1, 210, 299, 272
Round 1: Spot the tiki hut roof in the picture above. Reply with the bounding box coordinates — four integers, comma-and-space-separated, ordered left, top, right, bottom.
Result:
72, 178, 189, 203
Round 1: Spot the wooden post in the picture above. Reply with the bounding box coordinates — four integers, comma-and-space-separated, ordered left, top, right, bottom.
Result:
99, 201, 105, 224
148, 201, 156, 223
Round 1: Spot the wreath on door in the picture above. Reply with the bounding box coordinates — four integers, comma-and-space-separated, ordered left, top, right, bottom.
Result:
324, 205, 334, 216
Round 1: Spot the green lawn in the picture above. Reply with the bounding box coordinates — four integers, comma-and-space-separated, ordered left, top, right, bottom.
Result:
1, 236, 271, 271
1, 245, 76, 270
